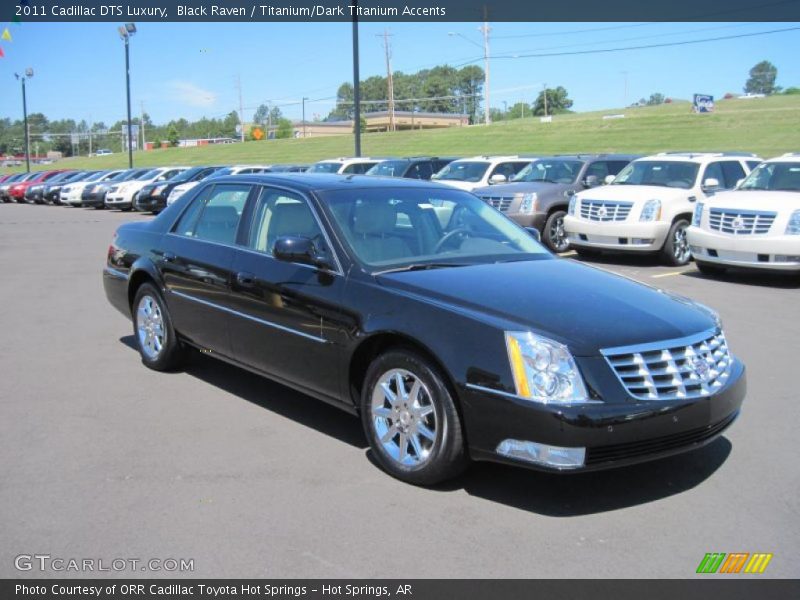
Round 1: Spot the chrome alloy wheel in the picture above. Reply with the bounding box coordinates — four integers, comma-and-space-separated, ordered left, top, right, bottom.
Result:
136, 295, 166, 360
549, 215, 569, 253
371, 368, 439, 467
673, 223, 690, 263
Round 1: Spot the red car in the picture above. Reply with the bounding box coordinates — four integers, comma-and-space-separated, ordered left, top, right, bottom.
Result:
9, 170, 67, 203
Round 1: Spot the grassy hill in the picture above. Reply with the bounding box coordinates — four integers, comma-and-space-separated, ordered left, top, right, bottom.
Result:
4, 95, 799, 175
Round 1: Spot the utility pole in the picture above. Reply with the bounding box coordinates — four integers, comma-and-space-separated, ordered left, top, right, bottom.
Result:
622, 71, 629, 106
236, 75, 245, 142
378, 29, 395, 132
302, 97, 308, 138
480, 13, 491, 125
15, 70, 34, 173
351, 0, 361, 156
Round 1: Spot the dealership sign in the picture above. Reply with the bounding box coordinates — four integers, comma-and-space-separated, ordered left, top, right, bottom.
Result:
693, 94, 715, 113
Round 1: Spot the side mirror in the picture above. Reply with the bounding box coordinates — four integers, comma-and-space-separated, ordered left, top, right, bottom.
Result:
702, 177, 721, 192
525, 227, 541, 242
273, 236, 332, 270
489, 173, 507, 184
604, 174, 616, 185
583, 175, 600, 188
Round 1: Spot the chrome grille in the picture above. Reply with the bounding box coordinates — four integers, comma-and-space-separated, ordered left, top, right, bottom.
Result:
602, 330, 732, 401
708, 208, 776, 235
579, 200, 633, 221
480, 195, 514, 213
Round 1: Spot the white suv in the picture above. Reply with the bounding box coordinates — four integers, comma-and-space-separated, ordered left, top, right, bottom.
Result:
431, 156, 533, 192
307, 157, 380, 175
106, 166, 188, 211
563, 153, 761, 265
687, 154, 800, 275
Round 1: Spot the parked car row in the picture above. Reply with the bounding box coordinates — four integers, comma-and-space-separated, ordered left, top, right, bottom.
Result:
5, 150, 799, 275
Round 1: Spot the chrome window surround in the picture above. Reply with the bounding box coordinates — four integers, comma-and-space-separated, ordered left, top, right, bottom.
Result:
601, 328, 732, 401
579, 199, 634, 222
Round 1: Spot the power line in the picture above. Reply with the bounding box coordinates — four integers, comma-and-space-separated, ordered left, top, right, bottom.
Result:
491, 26, 800, 60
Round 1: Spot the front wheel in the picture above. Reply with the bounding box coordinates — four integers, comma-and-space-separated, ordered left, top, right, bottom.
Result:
661, 219, 691, 266
361, 350, 468, 485
543, 210, 570, 253
132, 283, 185, 371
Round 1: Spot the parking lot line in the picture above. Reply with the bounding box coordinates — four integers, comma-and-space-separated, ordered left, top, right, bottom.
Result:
651, 270, 692, 278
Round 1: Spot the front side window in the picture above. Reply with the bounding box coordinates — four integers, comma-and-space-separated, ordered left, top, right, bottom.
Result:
319, 187, 549, 269
173, 184, 251, 244
612, 160, 700, 189
720, 161, 746, 189
343, 162, 377, 174
247, 188, 324, 256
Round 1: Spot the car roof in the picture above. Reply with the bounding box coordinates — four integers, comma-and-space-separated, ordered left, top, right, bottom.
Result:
208, 172, 455, 193
641, 152, 762, 163
546, 153, 641, 161
453, 155, 530, 162
770, 153, 800, 163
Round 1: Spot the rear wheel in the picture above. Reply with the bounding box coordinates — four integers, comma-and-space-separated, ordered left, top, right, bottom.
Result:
696, 261, 727, 278
361, 350, 468, 485
543, 210, 570, 253
661, 219, 691, 266
132, 283, 185, 371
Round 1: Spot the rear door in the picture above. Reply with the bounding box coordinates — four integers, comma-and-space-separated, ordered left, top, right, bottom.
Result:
159, 182, 255, 356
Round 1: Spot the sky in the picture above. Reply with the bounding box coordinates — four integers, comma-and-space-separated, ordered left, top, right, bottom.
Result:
0, 21, 798, 127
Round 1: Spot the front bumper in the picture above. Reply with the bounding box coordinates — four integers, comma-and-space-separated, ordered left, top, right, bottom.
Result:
134, 194, 167, 212
687, 226, 800, 271
81, 192, 107, 208
508, 212, 547, 230
462, 359, 745, 472
105, 192, 133, 209
564, 215, 670, 252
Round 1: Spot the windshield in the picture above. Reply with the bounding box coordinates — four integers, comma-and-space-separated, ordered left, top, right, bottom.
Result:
319, 187, 549, 270
83, 171, 109, 182
432, 161, 490, 183
513, 159, 584, 184
738, 162, 800, 192
308, 162, 342, 174
169, 167, 205, 183
612, 160, 699, 189
45, 171, 76, 184
366, 161, 408, 177
137, 169, 162, 181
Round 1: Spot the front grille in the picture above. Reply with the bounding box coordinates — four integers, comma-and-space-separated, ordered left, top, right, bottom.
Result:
708, 208, 776, 235
585, 411, 737, 465
579, 200, 633, 221
602, 329, 732, 401
480, 195, 514, 213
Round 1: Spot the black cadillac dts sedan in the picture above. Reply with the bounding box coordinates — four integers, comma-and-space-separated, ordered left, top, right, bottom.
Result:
104, 174, 745, 485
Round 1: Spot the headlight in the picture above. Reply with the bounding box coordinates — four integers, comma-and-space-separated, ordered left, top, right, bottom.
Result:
640, 199, 662, 222
504, 331, 590, 405
786, 209, 800, 235
154, 185, 167, 195
568, 195, 578, 215
693, 202, 704, 226
62, 187, 71, 193
519, 193, 537, 214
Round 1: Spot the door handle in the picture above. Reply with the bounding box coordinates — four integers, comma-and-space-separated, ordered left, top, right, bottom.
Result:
236, 271, 256, 288
162, 251, 177, 263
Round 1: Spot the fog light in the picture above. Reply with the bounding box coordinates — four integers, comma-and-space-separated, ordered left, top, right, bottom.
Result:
632, 238, 655, 245
690, 245, 703, 254
776, 255, 800, 262
496, 439, 585, 469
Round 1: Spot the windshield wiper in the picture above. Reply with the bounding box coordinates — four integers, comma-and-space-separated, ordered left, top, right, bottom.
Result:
374, 263, 469, 275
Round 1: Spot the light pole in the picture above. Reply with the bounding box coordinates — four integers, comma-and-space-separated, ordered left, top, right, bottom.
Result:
118, 23, 136, 168
448, 26, 491, 125
14, 68, 34, 173
351, 0, 361, 156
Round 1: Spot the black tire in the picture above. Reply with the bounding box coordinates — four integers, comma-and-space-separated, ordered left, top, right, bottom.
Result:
660, 219, 692, 266
131, 283, 185, 371
543, 210, 570, 253
696, 260, 727, 278
360, 350, 469, 485
574, 247, 601, 260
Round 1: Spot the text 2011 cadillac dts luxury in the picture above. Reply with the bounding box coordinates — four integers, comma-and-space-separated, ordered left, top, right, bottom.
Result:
103, 174, 745, 485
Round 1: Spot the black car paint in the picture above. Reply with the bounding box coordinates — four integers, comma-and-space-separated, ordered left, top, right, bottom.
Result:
104, 174, 745, 472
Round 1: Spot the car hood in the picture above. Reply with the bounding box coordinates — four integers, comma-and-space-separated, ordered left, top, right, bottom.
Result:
703, 189, 800, 211
577, 184, 693, 203
377, 259, 714, 356
473, 181, 574, 196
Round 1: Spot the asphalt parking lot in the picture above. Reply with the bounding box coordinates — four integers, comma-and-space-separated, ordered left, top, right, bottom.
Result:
1, 202, 798, 579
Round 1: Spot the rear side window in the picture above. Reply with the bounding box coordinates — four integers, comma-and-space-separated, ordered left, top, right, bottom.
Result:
173, 184, 251, 244
343, 162, 377, 174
